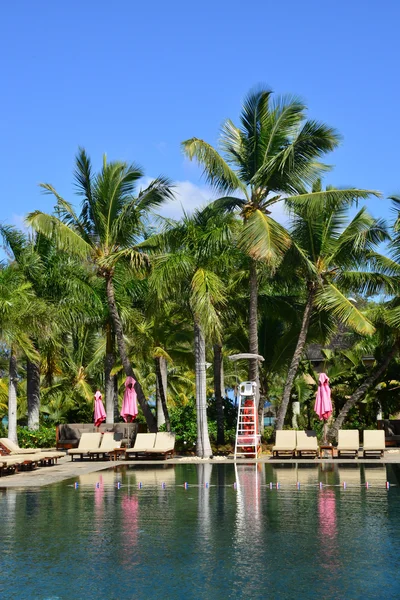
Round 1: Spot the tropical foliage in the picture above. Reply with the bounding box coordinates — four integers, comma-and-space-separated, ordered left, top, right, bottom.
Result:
1, 87, 400, 453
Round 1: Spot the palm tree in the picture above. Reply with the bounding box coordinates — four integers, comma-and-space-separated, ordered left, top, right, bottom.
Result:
0, 225, 102, 429
145, 206, 236, 457
326, 195, 400, 438
0, 266, 43, 442
183, 87, 346, 402
275, 184, 389, 430
27, 148, 174, 432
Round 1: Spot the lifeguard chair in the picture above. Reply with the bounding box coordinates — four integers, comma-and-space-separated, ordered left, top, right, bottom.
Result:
234, 381, 261, 458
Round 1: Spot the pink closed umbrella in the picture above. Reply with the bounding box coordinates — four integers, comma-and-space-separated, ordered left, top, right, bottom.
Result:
94, 390, 107, 427
120, 376, 138, 423
314, 372, 333, 444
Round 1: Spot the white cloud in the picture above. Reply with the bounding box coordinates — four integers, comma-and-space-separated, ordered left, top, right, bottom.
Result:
9, 213, 29, 232
159, 180, 216, 220
156, 180, 290, 225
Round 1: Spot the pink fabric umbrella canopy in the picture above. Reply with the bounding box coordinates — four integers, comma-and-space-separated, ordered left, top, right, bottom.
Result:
314, 372, 332, 421
94, 390, 107, 427
120, 376, 138, 423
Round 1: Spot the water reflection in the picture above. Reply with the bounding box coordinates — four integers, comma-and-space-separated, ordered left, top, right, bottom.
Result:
234, 463, 264, 544
121, 494, 139, 550
197, 463, 213, 549
1, 464, 399, 600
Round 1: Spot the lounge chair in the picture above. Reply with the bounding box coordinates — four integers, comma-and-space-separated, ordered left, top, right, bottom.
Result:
337, 430, 359, 458
144, 433, 175, 459
0, 437, 64, 465
272, 431, 296, 458
125, 433, 156, 459
68, 432, 102, 461
0, 437, 42, 454
88, 432, 119, 460
0, 456, 23, 476
362, 430, 385, 458
295, 431, 319, 458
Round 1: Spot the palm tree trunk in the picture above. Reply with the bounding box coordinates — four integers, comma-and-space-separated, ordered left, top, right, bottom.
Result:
258, 375, 267, 435
328, 344, 399, 442
113, 374, 119, 422
213, 343, 224, 445
105, 275, 157, 432
194, 320, 212, 458
8, 350, 18, 444
248, 260, 260, 406
104, 323, 115, 424
27, 358, 40, 430
275, 285, 316, 431
155, 356, 171, 431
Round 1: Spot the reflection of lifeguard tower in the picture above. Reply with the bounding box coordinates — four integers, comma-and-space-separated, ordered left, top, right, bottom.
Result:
234, 381, 261, 458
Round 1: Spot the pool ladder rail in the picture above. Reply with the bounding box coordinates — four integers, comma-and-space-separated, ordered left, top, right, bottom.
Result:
234, 381, 261, 459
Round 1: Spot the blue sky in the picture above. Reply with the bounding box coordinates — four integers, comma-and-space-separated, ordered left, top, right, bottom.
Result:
1, 0, 400, 230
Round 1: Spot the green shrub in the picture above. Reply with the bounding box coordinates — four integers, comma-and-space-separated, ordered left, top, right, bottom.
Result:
17, 425, 56, 448
262, 426, 274, 443
166, 395, 238, 452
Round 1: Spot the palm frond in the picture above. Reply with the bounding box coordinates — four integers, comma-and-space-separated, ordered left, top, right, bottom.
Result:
239, 209, 291, 264
182, 138, 248, 196
26, 211, 92, 258
315, 283, 375, 335
285, 188, 381, 216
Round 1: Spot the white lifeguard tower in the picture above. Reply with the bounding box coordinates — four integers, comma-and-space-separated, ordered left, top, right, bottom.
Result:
233, 380, 261, 458
228, 353, 264, 459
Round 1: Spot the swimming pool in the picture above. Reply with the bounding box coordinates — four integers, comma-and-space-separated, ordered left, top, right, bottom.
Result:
1, 463, 399, 599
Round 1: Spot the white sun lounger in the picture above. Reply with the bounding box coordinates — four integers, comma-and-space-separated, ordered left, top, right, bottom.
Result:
272, 431, 296, 457
337, 430, 359, 458
0, 437, 64, 464
125, 433, 157, 458
363, 430, 385, 458
68, 433, 102, 461
144, 433, 175, 459
0, 438, 42, 454
295, 431, 319, 458
88, 432, 119, 460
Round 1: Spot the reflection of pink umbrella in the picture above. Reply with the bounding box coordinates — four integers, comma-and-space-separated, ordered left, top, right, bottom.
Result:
314, 373, 332, 443
121, 495, 139, 552
94, 390, 107, 427
120, 376, 138, 423
318, 488, 337, 540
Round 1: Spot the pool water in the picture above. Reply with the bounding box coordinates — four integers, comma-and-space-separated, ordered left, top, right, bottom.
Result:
1, 463, 400, 600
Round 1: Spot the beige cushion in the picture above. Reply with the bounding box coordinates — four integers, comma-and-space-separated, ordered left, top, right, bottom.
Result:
131, 433, 156, 452
363, 430, 385, 451
88, 432, 117, 454
145, 432, 175, 453
273, 431, 296, 451
68, 432, 102, 455
337, 430, 359, 451
296, 431, 318, 450
0, 438, 42, 454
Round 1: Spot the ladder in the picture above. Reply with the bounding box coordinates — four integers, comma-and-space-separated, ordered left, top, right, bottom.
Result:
234, 381, 261, 459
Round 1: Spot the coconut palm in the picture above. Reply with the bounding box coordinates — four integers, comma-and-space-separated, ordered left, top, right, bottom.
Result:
325, 196, 400, 438
0, 266, 44, 442
145, 206, 236, 457
274, 183, 390, 430
182, 87, 363, 401
0, 225, 100, 429
27, 148, 174, 432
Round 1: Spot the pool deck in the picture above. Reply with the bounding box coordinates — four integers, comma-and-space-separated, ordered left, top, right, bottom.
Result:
0, 449, 400, 488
